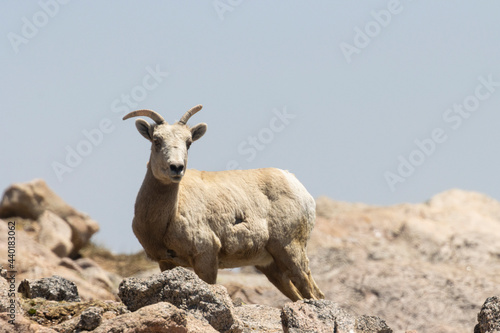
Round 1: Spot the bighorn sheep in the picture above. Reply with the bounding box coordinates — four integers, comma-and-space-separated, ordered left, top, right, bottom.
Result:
123, 105, 324, 301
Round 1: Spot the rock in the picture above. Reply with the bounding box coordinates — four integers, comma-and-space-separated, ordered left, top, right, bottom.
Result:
0, 179, 76, 220
0, 219, 62, 277
281, 299, 356, 333
77, 306, 103, 331
281, 299, 392, 333
0, 179, 99, 256
75, 258, 116, 291
37, 211, 73, 258
0, 221, 115, 301
233, 304, 282, 332
118, 267, 242, 332
24, 298, 128, 331
0, 271, 21, 315
93, 302, 218, 333
356, 315, 393, 333
475, 296, 500, 333
58, 257, 83, 273
298, 190, 500, 332
5, 184, 500, 332
0, 312, 57, 333
18, 276, 81, 302
65, 215, 99, 257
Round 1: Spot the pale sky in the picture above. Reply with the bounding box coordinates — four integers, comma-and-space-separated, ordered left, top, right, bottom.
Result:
1, 1, 500, 253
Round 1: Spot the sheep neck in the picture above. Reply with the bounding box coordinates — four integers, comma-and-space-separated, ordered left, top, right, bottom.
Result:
138, 165, 180, 223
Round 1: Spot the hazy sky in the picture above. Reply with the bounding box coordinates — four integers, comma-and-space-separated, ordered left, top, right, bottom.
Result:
1, 1, 499, 253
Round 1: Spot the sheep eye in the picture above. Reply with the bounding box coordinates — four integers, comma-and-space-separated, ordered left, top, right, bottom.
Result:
186, 140, 192, 149
153, 138, 161, 149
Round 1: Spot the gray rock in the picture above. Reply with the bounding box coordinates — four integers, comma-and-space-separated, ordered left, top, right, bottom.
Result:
356, 315, 393, 333
281, 299, 355, 333
18, 275, 81, 302
78, 306, 103, 331
118, 267, 242, 332
281, 299, 392, 333
476, 296, 500, 333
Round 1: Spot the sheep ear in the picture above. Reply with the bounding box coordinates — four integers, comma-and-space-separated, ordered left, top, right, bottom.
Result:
191, 123, 207, 141
135, 119, 153, 141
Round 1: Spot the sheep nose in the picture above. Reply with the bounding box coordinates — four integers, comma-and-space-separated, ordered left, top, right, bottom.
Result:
170, 164, 184, 175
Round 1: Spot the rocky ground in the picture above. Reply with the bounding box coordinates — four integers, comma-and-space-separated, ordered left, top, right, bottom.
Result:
0, 179, 500, 332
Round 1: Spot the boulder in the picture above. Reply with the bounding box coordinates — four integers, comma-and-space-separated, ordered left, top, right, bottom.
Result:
77, 306, 103, 331
92, 302, 218, 333
475, 296, 500, 333
0, 179, 99, 256
281, 299, 392, 333
65, 214, 99, 257
233, 304, 282, 332
37, 211, 73, 258
58, 257, 83, 274
18, 276, 81, 302
118, 267, 242, 332
356, 315, 393, 333
74, 257, 117, 291
0, 179, 77, 220
0, 220, 115, 301
281, 299, 355, 333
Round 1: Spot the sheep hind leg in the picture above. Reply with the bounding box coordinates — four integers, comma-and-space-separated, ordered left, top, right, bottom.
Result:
269, 243, 324, 300
304, 269, 324, 299
256, 261, 303, 301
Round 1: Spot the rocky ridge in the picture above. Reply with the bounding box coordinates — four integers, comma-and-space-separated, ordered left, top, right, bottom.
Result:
1, 268, 394, 332
0, 179, 499, 332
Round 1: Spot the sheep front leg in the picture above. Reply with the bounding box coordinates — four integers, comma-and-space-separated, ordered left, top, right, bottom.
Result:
193, 254, 219, 284
159, 260, 176, 272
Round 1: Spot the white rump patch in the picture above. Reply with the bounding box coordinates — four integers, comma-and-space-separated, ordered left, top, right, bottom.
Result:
279, 169, 316, 220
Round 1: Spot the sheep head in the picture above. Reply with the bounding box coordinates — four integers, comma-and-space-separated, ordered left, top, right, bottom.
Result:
123, 105, 207, 184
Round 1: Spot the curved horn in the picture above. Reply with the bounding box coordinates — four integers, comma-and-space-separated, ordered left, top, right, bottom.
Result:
178, 104, 203, 125
122, 109, 165, 124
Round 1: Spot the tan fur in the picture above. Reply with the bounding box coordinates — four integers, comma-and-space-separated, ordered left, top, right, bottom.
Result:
124, 106, 324, 301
